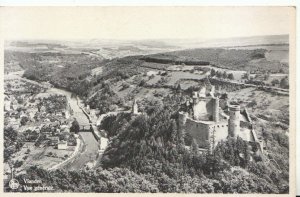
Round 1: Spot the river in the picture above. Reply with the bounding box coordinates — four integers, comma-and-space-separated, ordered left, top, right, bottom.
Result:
46, 88, 99, 170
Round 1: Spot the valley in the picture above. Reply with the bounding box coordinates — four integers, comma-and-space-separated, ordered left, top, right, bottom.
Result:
3, 35, 290, 193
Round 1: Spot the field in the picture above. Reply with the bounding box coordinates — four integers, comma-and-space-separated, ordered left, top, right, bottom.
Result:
91, 67, 103, 76
10, 142, 75, 174
203, 66, 246, 81
166, 71, 206, 85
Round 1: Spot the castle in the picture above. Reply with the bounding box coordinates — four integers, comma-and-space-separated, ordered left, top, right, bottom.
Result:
178, 85, 263, 153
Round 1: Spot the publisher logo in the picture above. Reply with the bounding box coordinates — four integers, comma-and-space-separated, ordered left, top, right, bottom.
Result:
9, 179, 19, 190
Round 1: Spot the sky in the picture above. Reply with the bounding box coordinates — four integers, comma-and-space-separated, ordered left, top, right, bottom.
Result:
0, 6, 295, 40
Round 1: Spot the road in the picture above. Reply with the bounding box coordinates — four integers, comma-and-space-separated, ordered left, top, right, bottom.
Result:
63, 132, 99, 170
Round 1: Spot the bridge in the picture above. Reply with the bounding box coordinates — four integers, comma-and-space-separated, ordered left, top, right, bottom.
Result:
79, 124, 92, 132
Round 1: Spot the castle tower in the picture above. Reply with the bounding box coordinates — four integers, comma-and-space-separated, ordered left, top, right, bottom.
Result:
192, 92, 199, 111
199, 86, 206, 97
228, 105, 240, 138
212, 97, 219, 122
132, 99, 138, 115
210, 86, 215, 97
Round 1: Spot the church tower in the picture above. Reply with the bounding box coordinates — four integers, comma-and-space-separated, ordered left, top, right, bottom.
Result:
132, 99, 138, 115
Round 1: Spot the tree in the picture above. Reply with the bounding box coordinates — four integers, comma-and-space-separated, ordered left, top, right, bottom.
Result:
222, 71, 228, 79
228, 73, 234, 80
59, 132, 69, 141
271, 79, 280, 86
176, 84, 182, 92
216, 71, 222, 78
70, 119, 80, 134
26, 149, 31, 154
279, 68, 285, 73
4, 127, 24, 162
191, 139, 199, 155
280, 77, 289, 89
242, 72, 250, 80
261, 127, 271, 145
210, 69, 216, 77
263, 73, 270, 81
14, 160, 24, 168
139, 79, 146, 86
121, 81, 130, 90
20, 116, 29, 126
35, 133, 47, 147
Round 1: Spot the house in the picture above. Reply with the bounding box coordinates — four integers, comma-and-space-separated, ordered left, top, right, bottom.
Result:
4, 95, 11, 111
28, 111, 37, 121
60, 124, 69, 132
48, 136, 59, 146
57, 140, 68, 150
40, 106, 46, 113
7, 117, 20, 130
11, 100, 18, 111
55, 112, 63, 117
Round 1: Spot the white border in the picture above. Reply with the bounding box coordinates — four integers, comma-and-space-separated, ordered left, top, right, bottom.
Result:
0, 0, 298, 195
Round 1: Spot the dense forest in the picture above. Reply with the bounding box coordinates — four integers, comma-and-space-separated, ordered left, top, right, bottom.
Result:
141, 56, 209, 65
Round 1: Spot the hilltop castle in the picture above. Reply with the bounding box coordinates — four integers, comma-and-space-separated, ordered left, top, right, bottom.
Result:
178, 85, 263, 153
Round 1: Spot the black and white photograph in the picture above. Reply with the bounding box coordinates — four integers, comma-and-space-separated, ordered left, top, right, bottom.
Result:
0, 6, 296, 194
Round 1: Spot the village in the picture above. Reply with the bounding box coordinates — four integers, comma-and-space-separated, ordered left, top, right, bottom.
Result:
4, 76, 81, 177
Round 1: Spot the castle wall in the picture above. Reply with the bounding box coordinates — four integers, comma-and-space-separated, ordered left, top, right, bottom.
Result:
211, 122, 229, 147
184, 117, 229, 149
185, 118, 210, 148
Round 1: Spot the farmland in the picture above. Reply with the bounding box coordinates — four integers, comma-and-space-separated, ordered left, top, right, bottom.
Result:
144, 46, 288, 74
7, 142, 75, 174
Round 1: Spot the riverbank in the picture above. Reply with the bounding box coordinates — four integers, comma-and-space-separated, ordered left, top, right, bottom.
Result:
48, 138, 81, 171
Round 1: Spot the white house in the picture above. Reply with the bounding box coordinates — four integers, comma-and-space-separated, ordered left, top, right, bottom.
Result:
57, 140, 68, 150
